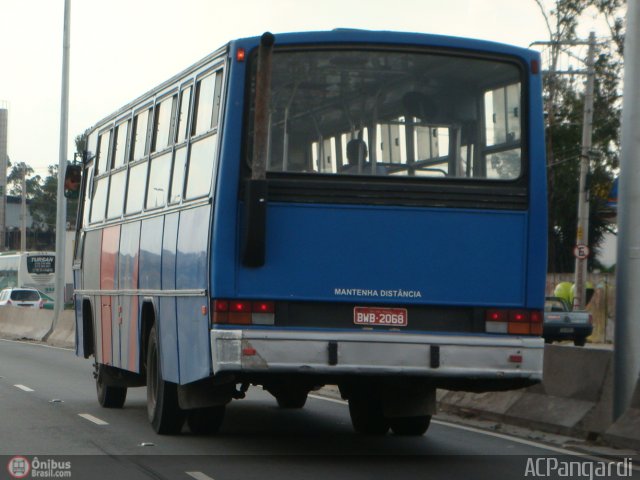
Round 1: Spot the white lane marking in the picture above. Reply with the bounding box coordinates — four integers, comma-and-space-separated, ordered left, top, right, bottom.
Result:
186, 472, 215, 480
78, 413, 109, 425
0, 338, 73, 351
14, 384, 34, 392
309, 394, 638, 467
309, 393, 345, 405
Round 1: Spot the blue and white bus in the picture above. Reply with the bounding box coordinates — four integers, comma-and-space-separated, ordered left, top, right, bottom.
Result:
71, 29, 547, 436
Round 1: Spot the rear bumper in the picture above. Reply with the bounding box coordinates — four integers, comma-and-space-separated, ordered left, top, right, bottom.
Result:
210, 328, 544, 381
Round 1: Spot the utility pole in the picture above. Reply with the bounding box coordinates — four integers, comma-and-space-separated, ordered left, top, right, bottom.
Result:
20, 166, 27, 251
614, 0, 640, 421
0, 105, 8, 251
45, 0, 70, 340
573, 31, 597, 311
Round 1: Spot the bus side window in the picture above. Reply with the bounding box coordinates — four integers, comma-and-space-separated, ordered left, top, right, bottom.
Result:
175, 86, 192, 143
96, 130, 112, 175
483, 83, 522, 180
112, 121, 130, 169
146, 152, 172, 209
192, 73, 216, 137
126, 162, 148, 214
185, 134, 217, 199
152, 94, 177, 153
192, 69, 223, 137
169, 147, 187, 204
90, 177, 108, 223
82, 165, 94, 227
131, 108, 151, 161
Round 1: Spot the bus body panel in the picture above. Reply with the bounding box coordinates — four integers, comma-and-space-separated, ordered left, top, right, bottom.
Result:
76, 208, 213, 382
159, 213, 180, 383
80, 230, 102, 363
100, 225, 120, 366
118, 221, 141, 372
234, 203, 528, 306
175, 205, 213, 384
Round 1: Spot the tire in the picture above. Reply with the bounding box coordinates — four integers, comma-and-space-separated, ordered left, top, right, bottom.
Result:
275, 390, 308, 409
574, 337, 586, 347
187, 406, 226, 435
348, 394, 389, 435
96, 365, 127, 409
389, 415, 432, 436
146, 325, 185, 434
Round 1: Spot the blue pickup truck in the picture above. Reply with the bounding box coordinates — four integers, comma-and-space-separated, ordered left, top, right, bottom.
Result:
543, 296, 593, 346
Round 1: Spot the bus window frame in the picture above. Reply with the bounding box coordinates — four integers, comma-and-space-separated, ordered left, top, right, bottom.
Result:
183, 63, 226, 202
191, 64, 224, 140
175, 82, 194, 146
130, 103, 153, 163
95, 126, 113, 177
111, 117, 132, 170
169, 81, 196, 207
151, 89, 179, 155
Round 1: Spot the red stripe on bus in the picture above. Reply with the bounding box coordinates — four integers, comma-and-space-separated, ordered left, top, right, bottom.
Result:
100, 226, 121, 365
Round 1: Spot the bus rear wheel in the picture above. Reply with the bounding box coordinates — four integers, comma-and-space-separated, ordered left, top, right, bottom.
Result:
389, 415, 431, 436
96, 365, 127, 409
146, 325, 185, 434
348, 394, 389, 435
187, 406, 226, 434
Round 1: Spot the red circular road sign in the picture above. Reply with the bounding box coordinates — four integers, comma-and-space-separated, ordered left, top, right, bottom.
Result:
573, 244, 590, 260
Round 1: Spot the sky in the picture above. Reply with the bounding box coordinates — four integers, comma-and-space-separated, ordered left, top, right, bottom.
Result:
0, 0, 610, 178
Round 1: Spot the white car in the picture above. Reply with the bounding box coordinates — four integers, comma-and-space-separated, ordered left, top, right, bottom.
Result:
0, 288, 53, 308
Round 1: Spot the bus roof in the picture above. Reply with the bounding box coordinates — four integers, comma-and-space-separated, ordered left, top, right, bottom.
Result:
234, 29, 538, 60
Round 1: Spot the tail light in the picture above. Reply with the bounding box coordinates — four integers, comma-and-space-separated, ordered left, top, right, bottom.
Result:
485, 308, 543, 337
6, 299, 12, 306
212, 299, 275, 326
38, 300, 44, 309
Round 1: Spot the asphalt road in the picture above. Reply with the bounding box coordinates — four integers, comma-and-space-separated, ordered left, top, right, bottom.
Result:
0, 339, 637, 480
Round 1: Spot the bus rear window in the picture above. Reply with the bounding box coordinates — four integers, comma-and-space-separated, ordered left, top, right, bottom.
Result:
247, 49, 524, 181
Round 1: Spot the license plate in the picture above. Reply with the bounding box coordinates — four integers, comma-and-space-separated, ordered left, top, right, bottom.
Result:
559, 327, 574, 333
354, 307, 408, 327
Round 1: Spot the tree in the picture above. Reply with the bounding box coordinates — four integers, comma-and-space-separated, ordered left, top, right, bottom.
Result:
535, 0, 625, 272
7, 162, 42, 200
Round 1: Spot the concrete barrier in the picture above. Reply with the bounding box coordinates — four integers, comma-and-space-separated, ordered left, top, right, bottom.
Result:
438, 344, 640, 450
45, 310, 75, 349
0, 307, 75, 349
0, 306, 53, 342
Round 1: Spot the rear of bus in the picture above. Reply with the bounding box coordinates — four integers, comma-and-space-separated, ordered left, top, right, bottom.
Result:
210, 31, 546, 411
21, 252, 56, 294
